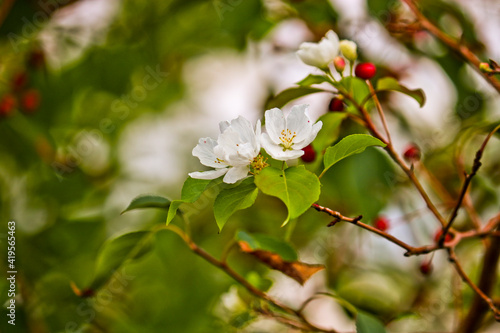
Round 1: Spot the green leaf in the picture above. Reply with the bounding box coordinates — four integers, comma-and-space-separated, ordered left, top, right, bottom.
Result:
180, 177, 214, 202
90, 231, 153, 290
313, 112, 348, 153
166, 177, 221, 224
254, 166, 320, 226
356, 312, 386, 333
236, 231, 298, 261
376, 77, 426, 107
121, 195, 171, 214
321, 134, 386, 177
214, 178, 259, 231
296, 74, 332, 86
266, 87, 325, 109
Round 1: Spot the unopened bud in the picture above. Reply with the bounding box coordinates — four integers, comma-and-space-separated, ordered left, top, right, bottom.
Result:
479, 62, 493, 73
339, 40, 358, 62
333, 56, 346, 72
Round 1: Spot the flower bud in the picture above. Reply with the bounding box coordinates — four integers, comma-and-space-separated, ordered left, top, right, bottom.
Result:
479, 62, 493, 73
333, 56, 346, 72
339, 40, 357, 62
297, 30, 340, 69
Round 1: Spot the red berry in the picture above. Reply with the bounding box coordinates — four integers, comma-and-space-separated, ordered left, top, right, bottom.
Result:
0, 94, 17, 117
328, 97, 344, 112
21, 89, 41, 113
355, 62, 377, 80
11, 72, 28, 91
419, 261, 432, 276
28, 49, 45, 69
403, 144, 421, 162
374, 216, 390, 231
301, 144, 316, 163
434, 230, 453, 243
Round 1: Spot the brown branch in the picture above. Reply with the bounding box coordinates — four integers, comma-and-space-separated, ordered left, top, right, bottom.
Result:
450, 247, 500, 333
164, 225, 337, 333
340, 89, 447, 227
312, 203, 438, 256
401, 0, 500, 94
367, 81, 392, 144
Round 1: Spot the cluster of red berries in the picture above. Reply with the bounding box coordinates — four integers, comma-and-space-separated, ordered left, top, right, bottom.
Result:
0, 49, 44, 119
0, 72, 41, 118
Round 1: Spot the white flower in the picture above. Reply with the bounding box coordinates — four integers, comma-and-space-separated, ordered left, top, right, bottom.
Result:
297, 30, 339, 69
339, 40, 358, 62
261, 104, 322, 161
189, 116, 261, 184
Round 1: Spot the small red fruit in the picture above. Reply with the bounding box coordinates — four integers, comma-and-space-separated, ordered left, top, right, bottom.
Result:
21, 89, 41, 113
374, 216, 390, 231
328, 97, 344, 112
420, 261, 432, 276
0, 94, 17, 117
355, 62, 377, 80
434, 229, 453, 243
301, 144, 316, 163
28, 49, 45, 69
403, 144, 421, 162
11, 72, 28, 91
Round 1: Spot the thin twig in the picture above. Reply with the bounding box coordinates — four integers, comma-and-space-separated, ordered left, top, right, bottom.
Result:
441, 124, 500, 243
401, 0, 500, 94
367, 81, 392, 144
164, 225, 338, 333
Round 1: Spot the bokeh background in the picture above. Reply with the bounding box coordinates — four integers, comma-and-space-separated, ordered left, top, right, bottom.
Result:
0, 0, 499, 332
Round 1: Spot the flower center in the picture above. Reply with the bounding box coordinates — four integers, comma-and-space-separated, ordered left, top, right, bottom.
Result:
214, 157, 225, 165
250, 154, 268, 174
279, 129, 296, 151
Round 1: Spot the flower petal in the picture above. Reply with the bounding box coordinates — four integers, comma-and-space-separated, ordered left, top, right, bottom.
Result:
261, 133, 304, 161
223, 166, 249, 184
219, 120, 230, 133
189, 168, 228, 180
294, 121, 323, 150
192, 137, 226, 168
264, 108, 286, 144
286, 104, 312, 143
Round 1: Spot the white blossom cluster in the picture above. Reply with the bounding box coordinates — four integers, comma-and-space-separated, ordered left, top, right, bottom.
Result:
189, 105, 322, 184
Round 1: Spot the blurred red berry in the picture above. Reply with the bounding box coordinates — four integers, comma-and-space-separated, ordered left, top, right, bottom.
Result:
374, 216, 390, 231
434, 229, 453, 243
403, 144, 421, 162
28, 49, 45, 69
21, 89, 41, 113
0, 94, 17, 117
328, 97, 344, 112
301, 144, 316, 163
419, 261, 432, 276
11, 72, 28, 91
355, 62, 377, 80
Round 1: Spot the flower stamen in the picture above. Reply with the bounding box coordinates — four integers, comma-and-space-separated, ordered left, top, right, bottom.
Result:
279, 129, 297, 151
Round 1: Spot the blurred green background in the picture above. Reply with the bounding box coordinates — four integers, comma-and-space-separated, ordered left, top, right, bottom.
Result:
0, 0, 499, 332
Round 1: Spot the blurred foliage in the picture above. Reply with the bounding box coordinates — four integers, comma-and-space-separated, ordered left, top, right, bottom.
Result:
0, 0, 499, 332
